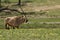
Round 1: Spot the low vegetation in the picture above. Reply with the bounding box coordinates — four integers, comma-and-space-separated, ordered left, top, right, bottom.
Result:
0, 29, 60, 40
0, 0, 60, 40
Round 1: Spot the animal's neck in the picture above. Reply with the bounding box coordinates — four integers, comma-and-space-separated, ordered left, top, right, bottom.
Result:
16, 18, 25, 24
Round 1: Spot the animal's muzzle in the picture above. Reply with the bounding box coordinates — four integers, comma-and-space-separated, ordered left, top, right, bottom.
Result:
26, 20, 28, 23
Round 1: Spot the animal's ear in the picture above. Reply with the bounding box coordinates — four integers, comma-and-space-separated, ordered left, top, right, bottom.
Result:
21, 15, 26, 18
21, 15, 24, 17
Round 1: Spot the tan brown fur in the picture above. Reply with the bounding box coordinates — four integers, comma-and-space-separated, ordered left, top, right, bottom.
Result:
4, 16, 28, 29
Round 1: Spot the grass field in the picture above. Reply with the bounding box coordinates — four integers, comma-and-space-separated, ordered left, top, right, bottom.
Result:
1, 0, 60, 6
1, 0, 60, 40
29, 18, 60, 22
0, 29, 60, 40
0, 11, 60, 40
47, 9, 60, 15
0, 18, 60, 29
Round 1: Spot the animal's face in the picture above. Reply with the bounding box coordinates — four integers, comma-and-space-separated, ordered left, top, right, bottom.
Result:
17, 15, 28, 23
22, 15, 28, 23
25, 18, 28, 23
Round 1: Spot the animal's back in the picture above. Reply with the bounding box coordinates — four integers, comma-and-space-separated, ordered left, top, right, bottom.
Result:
5, 16, 17, 25
4, 16, 18, 29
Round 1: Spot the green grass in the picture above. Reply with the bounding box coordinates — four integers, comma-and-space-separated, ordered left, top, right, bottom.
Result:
0, 18, 60, 29
1, 9, 60, 16
47, 9, 60, 15
2, 0, 18, 3
0, 18, 4, 29
29, 18, 60, 22
1, 0, 60, 40
0, 29, 60, 40
1, 0, 60, 6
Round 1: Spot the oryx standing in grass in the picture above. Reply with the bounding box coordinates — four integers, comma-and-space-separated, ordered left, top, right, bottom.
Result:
4, 15, 28, 29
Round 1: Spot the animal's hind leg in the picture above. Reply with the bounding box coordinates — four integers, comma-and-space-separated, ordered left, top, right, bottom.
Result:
5, 23, 9, 29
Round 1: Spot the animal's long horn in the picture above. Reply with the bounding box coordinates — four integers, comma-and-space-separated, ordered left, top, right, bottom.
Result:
21, 15, 26, 18
22, 15, 26, 17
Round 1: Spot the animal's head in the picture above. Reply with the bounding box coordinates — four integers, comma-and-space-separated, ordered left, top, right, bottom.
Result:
21, 15, 28, 23
17, 15, 28, 23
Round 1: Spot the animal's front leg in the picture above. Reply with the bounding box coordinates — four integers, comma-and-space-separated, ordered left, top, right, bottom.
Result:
5, 23, 7, 29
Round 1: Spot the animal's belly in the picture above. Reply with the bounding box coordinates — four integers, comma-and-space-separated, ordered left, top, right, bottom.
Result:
8, 23, 18, 27
8, 20, 18, 26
